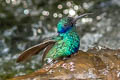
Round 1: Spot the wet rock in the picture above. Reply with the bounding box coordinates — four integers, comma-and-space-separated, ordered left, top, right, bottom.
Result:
10, 48, 120, 80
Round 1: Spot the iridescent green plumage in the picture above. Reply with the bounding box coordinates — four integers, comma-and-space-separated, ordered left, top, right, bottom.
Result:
45, 18, 80, 62
17, 13, 92, 64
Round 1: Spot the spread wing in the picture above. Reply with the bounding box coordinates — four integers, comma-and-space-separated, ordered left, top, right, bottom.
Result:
17, 40, 56, 62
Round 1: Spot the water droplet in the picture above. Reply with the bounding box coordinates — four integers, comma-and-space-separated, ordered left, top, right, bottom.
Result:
66, 1, 72, 7
81, 18, 93, 23
24, 9, 29, 15
96, 16, 101, 20
74, 5, 79, 10
2, 48, 9, 53
42, 10, 49, 16
38, 29, 42, 33
58, 13, 62, 18
69, 9, 76, 16
53, 13, 58, 18
58, 4, 63, 9
6, 0, 10, 4
63, 9, 69, 14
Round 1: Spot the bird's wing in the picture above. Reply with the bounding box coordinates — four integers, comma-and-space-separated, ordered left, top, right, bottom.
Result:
17, 40, 56, 62
42, 43, 55, 64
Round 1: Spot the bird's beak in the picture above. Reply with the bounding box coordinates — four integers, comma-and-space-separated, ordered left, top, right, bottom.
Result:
72, 13, 93, 23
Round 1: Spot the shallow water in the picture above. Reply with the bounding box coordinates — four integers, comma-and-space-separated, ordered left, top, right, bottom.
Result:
0, 0, 120, 79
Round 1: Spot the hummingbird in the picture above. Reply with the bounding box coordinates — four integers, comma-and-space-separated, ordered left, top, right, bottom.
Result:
17, 13, 92, 64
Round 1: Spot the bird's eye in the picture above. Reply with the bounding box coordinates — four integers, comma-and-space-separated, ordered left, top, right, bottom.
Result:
64, 24, 67, 27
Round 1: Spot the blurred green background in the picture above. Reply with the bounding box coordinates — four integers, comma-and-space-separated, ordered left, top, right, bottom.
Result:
0, 0, 120, 79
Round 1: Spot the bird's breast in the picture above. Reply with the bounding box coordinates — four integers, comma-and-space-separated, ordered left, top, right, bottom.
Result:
45, 32, 80, 62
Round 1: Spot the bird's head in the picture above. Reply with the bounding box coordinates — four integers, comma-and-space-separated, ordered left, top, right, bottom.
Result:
57, 13, 92, 33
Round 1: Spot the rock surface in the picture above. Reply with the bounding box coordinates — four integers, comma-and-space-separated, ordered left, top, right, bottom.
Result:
10, 48, 120, 80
